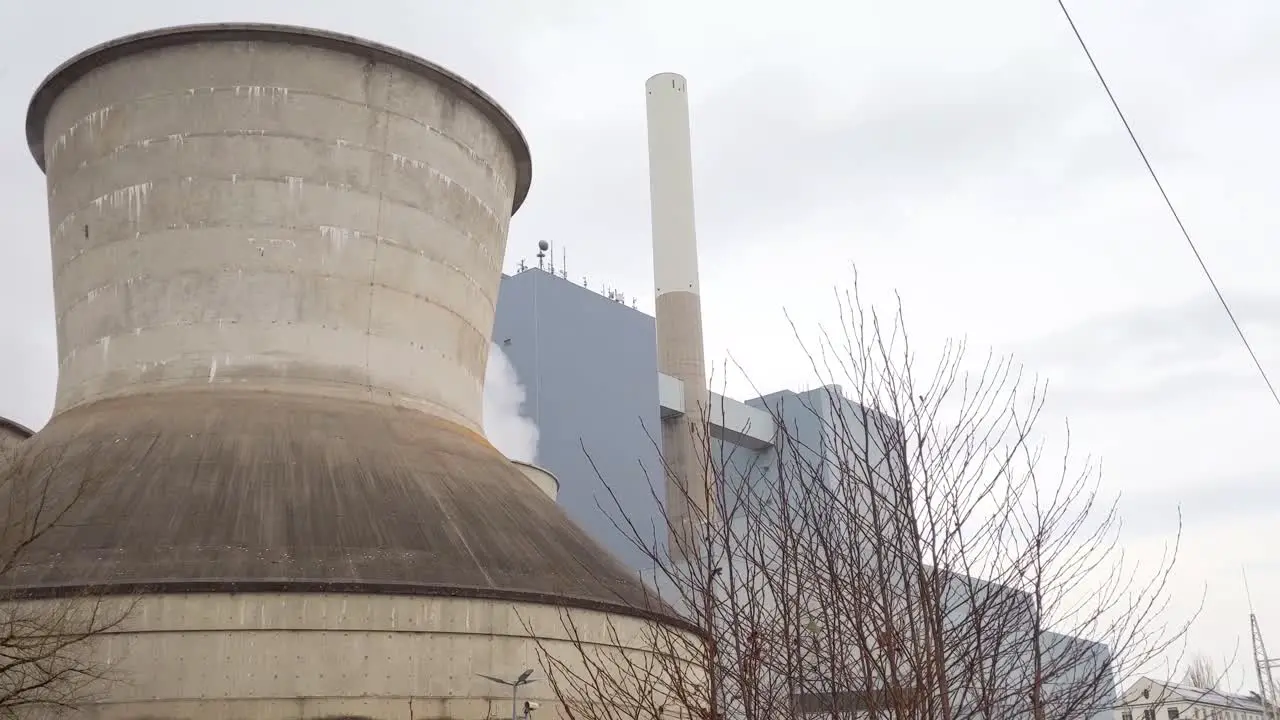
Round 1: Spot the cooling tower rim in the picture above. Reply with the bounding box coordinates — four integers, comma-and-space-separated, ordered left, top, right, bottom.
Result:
25, 22, 533, 213
0, 416, 34, 440
509, 459, 560, 489
0, 580, 704, 635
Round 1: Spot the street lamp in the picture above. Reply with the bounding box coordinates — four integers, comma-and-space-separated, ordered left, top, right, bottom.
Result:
479, 669, 537, 720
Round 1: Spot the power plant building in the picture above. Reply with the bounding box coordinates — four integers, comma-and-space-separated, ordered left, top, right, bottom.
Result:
493, 265, 841, 565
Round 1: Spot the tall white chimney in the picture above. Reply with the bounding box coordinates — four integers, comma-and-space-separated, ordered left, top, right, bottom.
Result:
645, 72, 712, 560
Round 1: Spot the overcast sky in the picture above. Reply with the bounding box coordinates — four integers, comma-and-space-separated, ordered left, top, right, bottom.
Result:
2, 0, 1278, 692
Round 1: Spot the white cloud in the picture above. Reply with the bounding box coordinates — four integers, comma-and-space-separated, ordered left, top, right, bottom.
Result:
482, 342, 540, 464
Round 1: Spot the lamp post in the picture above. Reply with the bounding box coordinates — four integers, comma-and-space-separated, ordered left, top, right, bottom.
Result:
479, 669, 537, 720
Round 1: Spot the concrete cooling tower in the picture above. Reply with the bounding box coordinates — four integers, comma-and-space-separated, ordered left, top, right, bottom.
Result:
9, 23, 690, 719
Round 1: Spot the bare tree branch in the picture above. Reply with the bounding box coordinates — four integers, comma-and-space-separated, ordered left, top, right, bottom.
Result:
0, 440, 135, 716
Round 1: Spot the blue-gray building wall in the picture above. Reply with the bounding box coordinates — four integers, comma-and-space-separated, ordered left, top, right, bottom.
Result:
492, 269, 664, 569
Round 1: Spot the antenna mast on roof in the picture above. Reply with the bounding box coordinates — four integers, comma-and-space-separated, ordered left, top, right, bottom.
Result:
1246, 569, 1280, 720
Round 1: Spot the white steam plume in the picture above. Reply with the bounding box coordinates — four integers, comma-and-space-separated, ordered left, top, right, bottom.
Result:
482, 342, 540, 463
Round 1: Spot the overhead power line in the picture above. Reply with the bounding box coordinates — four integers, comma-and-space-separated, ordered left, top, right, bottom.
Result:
1054, 0, 1280, 409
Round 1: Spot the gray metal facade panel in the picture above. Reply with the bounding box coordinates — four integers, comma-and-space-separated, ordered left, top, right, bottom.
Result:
493, 270, 664, 570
